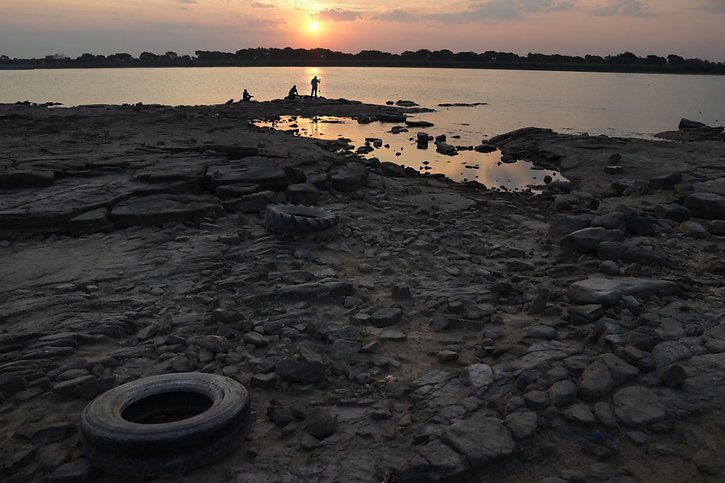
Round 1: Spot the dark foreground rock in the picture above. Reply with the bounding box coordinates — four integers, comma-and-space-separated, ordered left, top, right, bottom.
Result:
0, 103, 724, 483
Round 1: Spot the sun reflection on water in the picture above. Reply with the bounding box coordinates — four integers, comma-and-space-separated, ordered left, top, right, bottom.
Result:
253, 115, 564, 191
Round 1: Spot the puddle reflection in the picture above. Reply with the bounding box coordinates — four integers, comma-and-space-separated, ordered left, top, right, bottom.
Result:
253, 115, 564, 191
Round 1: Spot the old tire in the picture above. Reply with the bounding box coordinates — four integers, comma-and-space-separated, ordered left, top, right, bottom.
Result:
80, 372, 251, 475
264, 204, 339, 235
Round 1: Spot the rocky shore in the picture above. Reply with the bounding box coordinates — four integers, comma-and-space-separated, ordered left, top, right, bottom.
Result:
1, 100, 724, 483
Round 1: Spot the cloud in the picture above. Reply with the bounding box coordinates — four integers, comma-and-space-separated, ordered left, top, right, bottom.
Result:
373, 9, 418, 22
176, 0, 197, 4
317, 9, 362, 22
427, 0, 577, 23
697, 0, 725, 13
249, 1, 275, 8
590, 0, 651, 16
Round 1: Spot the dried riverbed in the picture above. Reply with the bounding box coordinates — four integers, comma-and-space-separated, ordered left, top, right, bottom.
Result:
1, 100, 724, 483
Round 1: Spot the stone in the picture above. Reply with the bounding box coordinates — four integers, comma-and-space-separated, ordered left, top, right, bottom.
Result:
598, 353, 639, 386
275, 359, 324, 384
560, 228, 624, 254
660, 363, 687, 387
613, 386, 666, 427
546, 214, 595, 242
330, 339, 361, 360
708, 220, 725, 235
111, 194, 223, 227
68, 208, 113, 236
567, 277, 679, 306
680, 221, 710, 239
684, 192, 725, 219
649, 172, 683, 190
597, 242, 669, 266
467, 363, 494, 393
286, 183, 320, 206
565, 403, 596, 425
370, 308, 403, 327
590, 212, 626, 231
48, 458, 92, 483
578, 361, 613, 401
504, 411, 538, 439
547, 380, 577, 407
306, 407, 338, 440
654, 203, 691, 223
0, 169, 55, 189
329, 166, 367, 192
440, 411, 516, 468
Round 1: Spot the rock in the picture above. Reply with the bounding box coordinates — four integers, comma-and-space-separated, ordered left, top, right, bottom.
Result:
613, 386, 666, 427
467, 363, 494, 393
48, 458, 92, 483
548, 380, 577, 407
370, 308, 403, 327
207, 162, 290, 191
684, 192, 725, 219
567, 277, 679, 306
437, 350, 458, 363
0, 170, 55, 189
306, 407, 338, 440
598, 353, 639, 386
578, 361, 613, 401
286, 183, 320, 206
329, 166, 367, 192
599, 260, 619, 276
680, 221, 710, 239
546, 214, 595, 241
275, 359, 325, 384
564, 403, 596, 425
524, 390, 549, 410
560, 228, 624, 254
504, 411, 538, 439
654, 203, 691, 223
474, 143, 497, 153
391, 284, 412, 301
708, 220, 725, 235
597, 242, 669, 266
111, 194, 223, 228
330, 339, 361, 360
591, 212, 626, 231
660, 363, 687, 387
649, 172, 683, 190
651, 341, 692, 372
440, 411, 516, 467
378, 162, 407, 177
68, 208, 113, 236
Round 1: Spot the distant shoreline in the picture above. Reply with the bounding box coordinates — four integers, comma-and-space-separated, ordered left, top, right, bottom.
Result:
2, 62, 725, 76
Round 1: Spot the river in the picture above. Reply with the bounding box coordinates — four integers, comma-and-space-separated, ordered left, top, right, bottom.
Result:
2, 67, 723, 188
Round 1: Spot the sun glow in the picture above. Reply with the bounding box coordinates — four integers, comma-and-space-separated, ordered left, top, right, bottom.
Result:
309, 21, 319, 32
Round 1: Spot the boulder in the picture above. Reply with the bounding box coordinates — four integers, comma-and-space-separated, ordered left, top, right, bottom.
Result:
68, 208, 114, 236
286, 183, 320, 206
613, 386, 665, 427
684, 192, 725, 219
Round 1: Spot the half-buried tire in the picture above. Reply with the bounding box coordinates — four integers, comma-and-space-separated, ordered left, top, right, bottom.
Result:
80, 372, 251, 475
264, 204, 339, 236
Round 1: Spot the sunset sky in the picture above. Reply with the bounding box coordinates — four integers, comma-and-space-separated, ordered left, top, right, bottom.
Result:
2, 0, 724, 61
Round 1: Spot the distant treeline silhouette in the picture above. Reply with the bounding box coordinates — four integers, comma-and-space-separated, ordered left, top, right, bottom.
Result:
1, 48, 723, 74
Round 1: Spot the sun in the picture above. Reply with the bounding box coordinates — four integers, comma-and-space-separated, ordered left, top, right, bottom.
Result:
309, 21, 319, 32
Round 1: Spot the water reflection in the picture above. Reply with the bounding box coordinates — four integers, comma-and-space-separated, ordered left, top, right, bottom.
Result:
253, 115, 563, 191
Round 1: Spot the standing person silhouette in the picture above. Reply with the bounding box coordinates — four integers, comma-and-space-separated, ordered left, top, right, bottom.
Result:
310, 76, 320, 98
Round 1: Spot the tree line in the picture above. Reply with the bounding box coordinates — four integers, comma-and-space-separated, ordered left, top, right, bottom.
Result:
1, 48, 723, 74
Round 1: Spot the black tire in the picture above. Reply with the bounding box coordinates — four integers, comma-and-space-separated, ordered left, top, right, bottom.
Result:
80, 372, 251, 476
264, 204, 339, 235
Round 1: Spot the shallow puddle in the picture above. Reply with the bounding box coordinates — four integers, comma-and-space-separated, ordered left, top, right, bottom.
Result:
254, 115, 564, 191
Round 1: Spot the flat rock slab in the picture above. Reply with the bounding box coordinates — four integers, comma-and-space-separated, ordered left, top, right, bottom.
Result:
567, 277, 679, 306
110, 194, 224, 227
441, 411, 516, 467
613, 386, 666, 427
